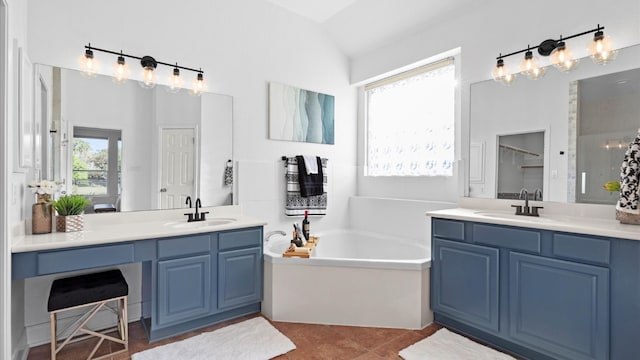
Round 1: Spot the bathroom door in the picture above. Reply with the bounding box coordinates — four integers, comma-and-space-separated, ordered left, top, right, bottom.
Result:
160, 128, 195, 209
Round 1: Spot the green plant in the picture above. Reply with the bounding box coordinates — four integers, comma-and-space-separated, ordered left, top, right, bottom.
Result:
52, 195, 90, 216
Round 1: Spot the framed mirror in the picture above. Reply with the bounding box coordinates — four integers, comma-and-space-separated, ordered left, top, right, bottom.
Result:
35, 64, 234, 212
469, 43, 640, 203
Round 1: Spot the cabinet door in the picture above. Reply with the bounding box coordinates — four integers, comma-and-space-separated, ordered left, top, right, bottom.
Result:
509, 252, 609, 360
432, 238, 500, 332
218, 247, 261, 309
157, 254, 212, 327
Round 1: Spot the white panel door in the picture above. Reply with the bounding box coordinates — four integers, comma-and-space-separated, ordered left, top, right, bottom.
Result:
160, 128, 195, 209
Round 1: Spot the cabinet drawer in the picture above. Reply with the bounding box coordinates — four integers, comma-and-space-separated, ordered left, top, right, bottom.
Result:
432, 218, 465, 241
219, 228, 262, 251
37, 243, 134, 275
473, 223, 540, 253
158, 235, 210, 259
552, 233, 610, 265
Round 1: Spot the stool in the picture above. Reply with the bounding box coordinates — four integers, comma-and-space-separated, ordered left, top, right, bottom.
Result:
48, 269, 129, 360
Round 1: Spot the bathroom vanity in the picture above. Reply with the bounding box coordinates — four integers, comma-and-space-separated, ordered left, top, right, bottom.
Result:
11, 206, 266, 342
428, 206, 640, 360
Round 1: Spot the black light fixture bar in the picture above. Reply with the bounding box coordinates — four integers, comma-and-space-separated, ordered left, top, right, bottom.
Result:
496, 25, 604, 60
84, 44, 203, 74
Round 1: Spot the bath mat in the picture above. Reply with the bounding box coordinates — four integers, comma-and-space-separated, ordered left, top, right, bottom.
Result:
399, 328, 516, 359
131, 317, 295, 360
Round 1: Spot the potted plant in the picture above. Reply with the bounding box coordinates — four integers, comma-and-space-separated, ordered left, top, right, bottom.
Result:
53, 195, 91, 232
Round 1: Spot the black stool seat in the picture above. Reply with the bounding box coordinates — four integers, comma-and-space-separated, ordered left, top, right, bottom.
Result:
48, 270, 128, 312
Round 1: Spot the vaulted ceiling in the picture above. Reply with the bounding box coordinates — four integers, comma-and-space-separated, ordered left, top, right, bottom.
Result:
265, 0, 479, 59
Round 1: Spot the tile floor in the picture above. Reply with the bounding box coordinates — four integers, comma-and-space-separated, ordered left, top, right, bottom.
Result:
26, 314, 512, 359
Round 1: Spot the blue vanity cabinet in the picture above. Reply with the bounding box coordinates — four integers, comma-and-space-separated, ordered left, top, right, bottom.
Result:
430, 218, 630, 360
432, 238, 499, 333
217, 228, 263, 310
156, 254, 212, 327
155, 234, 214, 328
509, 252, 609, 360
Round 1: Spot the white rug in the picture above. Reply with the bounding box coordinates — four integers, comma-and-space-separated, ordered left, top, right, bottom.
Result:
132, 317, 295, 360
399, 328, 516, 360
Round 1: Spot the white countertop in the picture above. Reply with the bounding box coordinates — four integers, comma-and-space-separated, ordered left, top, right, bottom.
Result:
12, 205, 267, 253
427, 203, 640, 241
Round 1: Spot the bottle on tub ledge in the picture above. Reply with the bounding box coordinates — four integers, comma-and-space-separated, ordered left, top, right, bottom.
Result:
302, 210, 310, 241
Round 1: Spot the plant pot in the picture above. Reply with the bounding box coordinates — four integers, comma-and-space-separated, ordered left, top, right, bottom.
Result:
56, 214, 84, 232
616, 210, 640, 225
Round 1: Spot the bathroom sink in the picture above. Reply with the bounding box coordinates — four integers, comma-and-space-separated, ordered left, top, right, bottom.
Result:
164, 217, 238, 229
472, 211, 556, 223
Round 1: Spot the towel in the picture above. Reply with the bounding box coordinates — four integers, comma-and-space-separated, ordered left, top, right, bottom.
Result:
224, 161, 233, 186
616, 129, 640, 214
285, 156, 327, 216
302, 155, 319, 174
296, 155, 323, 197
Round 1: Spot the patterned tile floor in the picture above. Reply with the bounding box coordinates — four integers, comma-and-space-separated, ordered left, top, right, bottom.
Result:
25, 314, 507, 359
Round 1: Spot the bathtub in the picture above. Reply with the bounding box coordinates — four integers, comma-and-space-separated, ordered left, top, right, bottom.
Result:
262, 229, 432, 329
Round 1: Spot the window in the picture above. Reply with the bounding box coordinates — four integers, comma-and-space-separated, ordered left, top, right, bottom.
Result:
72, 127, 121, 198
365, 58, 455, 176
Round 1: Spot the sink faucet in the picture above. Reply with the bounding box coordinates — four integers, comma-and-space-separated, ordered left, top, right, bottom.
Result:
185, 196, 192, 208
184, 198, 209, 222
511, 188, 543, 216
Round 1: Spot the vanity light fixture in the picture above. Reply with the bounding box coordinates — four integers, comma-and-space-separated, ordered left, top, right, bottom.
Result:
80, 43, 206, 94
492, 24, 616, 84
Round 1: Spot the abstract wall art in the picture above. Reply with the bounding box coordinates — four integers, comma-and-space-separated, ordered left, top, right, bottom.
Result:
269, 82, 334, 144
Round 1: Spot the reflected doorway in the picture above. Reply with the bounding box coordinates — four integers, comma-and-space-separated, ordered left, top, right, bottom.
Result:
160, 128, 195, 209
497, 131, 544, 200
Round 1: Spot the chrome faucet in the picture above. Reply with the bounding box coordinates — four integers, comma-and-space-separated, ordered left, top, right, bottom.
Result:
184, 197, 209, 222
265, 230, 286, 242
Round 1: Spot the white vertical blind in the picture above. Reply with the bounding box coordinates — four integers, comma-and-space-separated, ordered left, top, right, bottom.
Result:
365, 59, 455, 176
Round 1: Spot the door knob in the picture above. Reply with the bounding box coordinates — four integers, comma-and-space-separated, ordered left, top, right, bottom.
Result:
160, 188, 167, 192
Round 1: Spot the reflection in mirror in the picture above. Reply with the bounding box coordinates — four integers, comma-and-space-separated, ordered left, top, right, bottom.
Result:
497, 131, 544, 200
469, 44, 640, 203
35, 64, 233, 212
572, 68, 640, 204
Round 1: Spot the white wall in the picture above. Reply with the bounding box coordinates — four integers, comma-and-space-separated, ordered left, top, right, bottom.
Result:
17, 0, 356, 349
351, 0, 640, 202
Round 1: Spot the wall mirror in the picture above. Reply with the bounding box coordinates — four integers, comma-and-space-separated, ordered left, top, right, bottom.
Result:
469, 43, 640, 203
35, 64, 233, 212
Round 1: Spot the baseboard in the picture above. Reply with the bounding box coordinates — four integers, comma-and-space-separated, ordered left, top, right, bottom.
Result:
25, 300, 141, 347
11, 327, 28, 360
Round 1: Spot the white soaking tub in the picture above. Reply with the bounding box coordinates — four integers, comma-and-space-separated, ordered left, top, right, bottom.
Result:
262, 229, 432, 329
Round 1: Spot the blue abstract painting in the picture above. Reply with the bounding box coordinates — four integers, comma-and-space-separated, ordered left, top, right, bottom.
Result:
269, 82, 335, 144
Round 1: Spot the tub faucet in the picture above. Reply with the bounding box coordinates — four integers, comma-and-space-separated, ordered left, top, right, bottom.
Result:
265, 230, 286, 242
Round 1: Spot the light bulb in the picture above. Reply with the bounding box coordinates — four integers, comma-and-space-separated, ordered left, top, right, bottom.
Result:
491, 59, 515, 86
112, 54, 130, 84
519, 49, 545, 80
167, 66, 184, 93
79, 48, 99, 78
139, 56, 157, 89
550, 40, 579, 72
190, 72, 208, 96
589, 30, 618, 65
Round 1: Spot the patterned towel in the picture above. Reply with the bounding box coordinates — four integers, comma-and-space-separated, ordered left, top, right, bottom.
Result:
617, 130, 640, 214
285, 156, 327, 216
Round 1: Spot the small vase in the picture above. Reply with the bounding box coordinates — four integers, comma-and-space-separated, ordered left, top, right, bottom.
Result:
32, 194, 53, 234
56, 214, 84, 232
